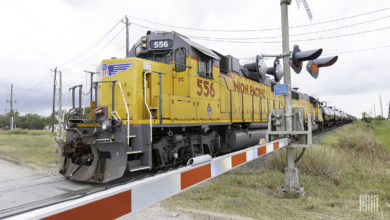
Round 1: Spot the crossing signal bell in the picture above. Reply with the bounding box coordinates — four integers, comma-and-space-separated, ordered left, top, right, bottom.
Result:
306, 56, 338, 79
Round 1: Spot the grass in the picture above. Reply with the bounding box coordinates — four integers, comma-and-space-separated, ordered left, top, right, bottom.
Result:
165, 121, 390, 219
0, 129, 60, 168
372, 120, 390, 153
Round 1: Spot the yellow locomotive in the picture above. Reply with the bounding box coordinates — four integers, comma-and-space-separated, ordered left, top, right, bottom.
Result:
59, 31, 339, 183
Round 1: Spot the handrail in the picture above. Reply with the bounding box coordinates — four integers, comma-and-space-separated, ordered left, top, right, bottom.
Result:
116, 81, 130, 145
143, 71, 153, 144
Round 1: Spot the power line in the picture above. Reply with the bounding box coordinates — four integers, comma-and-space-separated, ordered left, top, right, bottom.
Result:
59, 19, 122, 69
128, 6, 390, 32
22, 72, 51, 92
184, 25, 390, 44
324, 44, 390, 56
62, 26, 126, 71
132, 20, 390, 44
182, 14, 390, 40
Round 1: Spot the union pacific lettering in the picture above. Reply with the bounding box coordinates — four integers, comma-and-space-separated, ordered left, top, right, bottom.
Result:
232, 80, 265, 96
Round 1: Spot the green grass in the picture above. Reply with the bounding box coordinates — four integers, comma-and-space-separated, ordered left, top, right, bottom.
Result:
372, 120, 390, 153
165, 121, 390, 219
0, 129, 60, 168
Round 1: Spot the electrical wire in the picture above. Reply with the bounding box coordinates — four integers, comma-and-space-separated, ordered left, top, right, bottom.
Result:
184, 25, 390, 44
132, 19, 390, 44
128, 6, 390, 32
59, 19, 122, 69
323, 44, 390, 56
180, 14, 390, 40
61, 26, 125, 71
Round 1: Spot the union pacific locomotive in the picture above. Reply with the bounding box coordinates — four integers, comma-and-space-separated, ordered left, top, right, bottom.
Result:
58, 31, 354, 183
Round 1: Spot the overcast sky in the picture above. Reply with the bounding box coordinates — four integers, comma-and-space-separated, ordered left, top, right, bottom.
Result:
1, 0, 389, 118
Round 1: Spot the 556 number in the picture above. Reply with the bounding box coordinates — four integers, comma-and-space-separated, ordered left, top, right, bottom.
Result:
196, 79, 215, 97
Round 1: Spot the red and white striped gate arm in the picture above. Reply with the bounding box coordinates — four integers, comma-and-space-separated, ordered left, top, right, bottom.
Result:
9, 138, 288, 220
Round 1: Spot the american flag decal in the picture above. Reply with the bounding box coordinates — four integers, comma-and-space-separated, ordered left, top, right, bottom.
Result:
101, 62, 133, 77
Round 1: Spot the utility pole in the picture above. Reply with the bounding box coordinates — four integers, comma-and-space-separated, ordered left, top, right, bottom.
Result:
6, 84, 16, 130
125, 15, 129, 57
51, 67, 57, 133
379, 95, 383, 117
58, 71, 62, 141
388, 99, 390, 119
373, 104, 376, 118
280, 0, 303, 194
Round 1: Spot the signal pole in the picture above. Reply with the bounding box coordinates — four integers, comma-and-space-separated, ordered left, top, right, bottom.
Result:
6, 84, 16, 130
51, 67, 57, 133
280, 0, 303, 193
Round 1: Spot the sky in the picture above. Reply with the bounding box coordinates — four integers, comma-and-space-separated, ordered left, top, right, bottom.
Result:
0, 0, 389, 118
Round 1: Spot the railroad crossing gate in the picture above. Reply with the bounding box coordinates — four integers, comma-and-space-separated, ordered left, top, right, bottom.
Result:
9, 138, 288, 220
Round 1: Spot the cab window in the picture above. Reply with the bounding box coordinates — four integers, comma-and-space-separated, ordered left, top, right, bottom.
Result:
198, 53, 213, 79
174, 47, 186, 72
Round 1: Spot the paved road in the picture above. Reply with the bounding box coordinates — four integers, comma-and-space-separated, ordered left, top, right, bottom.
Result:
0, 158, 192, 219
0, 158, 94, 218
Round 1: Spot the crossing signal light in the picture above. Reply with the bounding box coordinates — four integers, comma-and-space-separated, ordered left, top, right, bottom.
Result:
306, 56, 338, 79
266, 59, 283, 82
289, 45, 322, 73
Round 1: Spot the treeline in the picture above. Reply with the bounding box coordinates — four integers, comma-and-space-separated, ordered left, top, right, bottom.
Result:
0, 112, 57, 130
361, 112, 387, 123
0, 107, 92, 130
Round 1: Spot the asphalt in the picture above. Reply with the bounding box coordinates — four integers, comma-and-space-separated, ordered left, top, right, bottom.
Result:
0, 158, 94, 218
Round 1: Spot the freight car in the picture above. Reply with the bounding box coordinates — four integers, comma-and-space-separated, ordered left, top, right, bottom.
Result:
58, 31, 352, 183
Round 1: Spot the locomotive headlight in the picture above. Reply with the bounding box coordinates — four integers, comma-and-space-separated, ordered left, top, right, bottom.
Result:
141, 43, 147, 48
141, 36, 147, 43
101, 120, 111, 131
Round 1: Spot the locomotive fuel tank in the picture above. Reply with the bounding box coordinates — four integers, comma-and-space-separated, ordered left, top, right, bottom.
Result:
227, 129, 266, 152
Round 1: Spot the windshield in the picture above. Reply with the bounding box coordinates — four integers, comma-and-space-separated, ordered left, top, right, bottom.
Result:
138, 51, 172, 64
